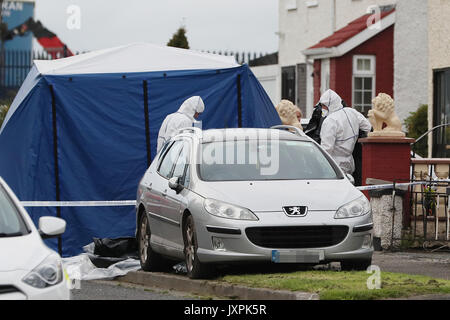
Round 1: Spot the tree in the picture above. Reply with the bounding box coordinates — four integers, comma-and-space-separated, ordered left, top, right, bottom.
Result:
404, 104, 428, 157
0, 0, 6, 40
167, 27, 189, 49
0, 103, 9, 127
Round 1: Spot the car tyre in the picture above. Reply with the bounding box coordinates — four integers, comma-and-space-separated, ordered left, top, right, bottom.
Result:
340, 259, 372, 271
183, 215, 213, 279
137, 212, 168, 272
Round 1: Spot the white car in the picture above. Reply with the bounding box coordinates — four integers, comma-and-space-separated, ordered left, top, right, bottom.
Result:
0, 177, 70, 300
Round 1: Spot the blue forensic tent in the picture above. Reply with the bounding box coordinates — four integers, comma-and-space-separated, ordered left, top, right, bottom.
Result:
0, 43, 281, 256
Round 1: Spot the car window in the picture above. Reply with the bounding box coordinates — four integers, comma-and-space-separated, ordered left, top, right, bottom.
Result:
0, 186, 29, 237
184, 165, 191, 187
158, 141, 183, 179
199, 140, 340, 181
172, 140, 191, 186
158, 140, 172, 161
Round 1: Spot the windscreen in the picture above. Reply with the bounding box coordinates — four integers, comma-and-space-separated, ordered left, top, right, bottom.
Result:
0, 186, 28, 237
199, 140, 340, 181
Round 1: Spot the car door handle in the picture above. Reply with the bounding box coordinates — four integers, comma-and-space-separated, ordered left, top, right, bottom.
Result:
146, 183, 152, 191
162, 189, 168, 197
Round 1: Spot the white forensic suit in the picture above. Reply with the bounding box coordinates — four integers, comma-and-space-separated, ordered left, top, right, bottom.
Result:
319, 90, 372, 175
157, 96, 205, 152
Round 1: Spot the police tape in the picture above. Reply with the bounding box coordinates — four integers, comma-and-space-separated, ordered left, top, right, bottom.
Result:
357, 181, 449, 192
20, 181, 449, 207
356, 182, 423, 191
21, 200, 136, 207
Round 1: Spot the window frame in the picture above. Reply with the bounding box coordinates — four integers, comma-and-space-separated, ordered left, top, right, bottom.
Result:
281, 66, 297, 104
171, 139, 192, 187
157, 140, 183, 180
352, 55, 376, 115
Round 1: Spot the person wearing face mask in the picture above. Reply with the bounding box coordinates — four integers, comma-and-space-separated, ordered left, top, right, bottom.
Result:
318, 89, 372, 175
157, 96, 205, 152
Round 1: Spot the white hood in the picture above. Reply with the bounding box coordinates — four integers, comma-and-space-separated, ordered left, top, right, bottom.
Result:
319, 89, 344, 114
156, 96, 205, 152
178, 96, 205, 120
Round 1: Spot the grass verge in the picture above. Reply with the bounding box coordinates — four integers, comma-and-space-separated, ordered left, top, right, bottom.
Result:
219, 270, 450, 300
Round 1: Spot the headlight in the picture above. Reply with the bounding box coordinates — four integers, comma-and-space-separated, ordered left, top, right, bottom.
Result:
204, 199, 258, 221
335, 195, 371, 219
22, 254, 63, 289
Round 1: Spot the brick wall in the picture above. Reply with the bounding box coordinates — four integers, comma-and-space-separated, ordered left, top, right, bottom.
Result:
316, 25, 394, 105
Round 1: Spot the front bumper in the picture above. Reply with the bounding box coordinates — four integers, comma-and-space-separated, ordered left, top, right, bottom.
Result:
0, 270, 71, 300
195, 210, 373, 264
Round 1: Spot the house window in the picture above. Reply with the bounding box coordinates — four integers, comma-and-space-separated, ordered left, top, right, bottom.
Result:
282, 66, 296, 104
353, 55, 375, 116
433, 68, 450, 158
285, 0, 297, 11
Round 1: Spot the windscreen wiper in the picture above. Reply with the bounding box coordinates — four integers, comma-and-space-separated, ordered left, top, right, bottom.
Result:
0, 232, 23, 238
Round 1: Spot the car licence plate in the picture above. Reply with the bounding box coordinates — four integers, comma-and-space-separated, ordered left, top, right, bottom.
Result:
271, 250, 324, 264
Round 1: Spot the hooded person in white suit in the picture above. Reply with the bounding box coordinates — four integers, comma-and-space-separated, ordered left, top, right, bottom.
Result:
319, 89, 372, 175
157, 96, 205, 152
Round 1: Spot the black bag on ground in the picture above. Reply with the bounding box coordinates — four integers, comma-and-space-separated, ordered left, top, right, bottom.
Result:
93, 237, 138, 259
87, 237, 139, 268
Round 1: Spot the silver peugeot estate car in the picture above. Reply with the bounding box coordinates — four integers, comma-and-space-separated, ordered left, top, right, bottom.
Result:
136, 126, 373, 279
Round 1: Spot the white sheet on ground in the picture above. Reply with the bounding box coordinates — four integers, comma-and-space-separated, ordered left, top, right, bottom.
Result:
62, 254, 141, 281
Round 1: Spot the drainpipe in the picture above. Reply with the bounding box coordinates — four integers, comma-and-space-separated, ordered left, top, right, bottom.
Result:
331, 0, 337, 33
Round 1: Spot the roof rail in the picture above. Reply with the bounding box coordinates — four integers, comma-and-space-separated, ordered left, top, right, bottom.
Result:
270, 125, 306, 138
177, 127, 203, 135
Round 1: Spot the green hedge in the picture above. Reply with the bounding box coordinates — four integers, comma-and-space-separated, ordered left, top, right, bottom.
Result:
404, 104, 428, 157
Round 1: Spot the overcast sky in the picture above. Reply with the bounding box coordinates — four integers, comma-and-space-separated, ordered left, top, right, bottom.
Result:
34, 0, 279, 54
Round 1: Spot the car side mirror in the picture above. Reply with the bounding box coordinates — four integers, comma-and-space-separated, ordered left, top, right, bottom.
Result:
346, 174, 355, 185
39, 217, 66, 239
169, 176, 184, 193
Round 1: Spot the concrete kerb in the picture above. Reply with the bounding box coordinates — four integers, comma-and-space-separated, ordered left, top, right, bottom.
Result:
117, 271, 319, 300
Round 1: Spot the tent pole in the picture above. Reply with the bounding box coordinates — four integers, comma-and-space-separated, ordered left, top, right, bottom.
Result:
143, 80, 151, 166
49, 85, 62, 256
237, 74, 242, 128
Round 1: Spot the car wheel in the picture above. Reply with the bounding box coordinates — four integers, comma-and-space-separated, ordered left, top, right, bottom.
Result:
183, 215, 213, 279
137, 212, 167, 272
340, 259, 372, 271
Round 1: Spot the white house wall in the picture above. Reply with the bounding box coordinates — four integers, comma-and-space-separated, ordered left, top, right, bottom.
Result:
278, 0, 397, 68
278, 0, 398, 115
279, 0, 333, 67
394, 0, 429, 123
250, 65, 281, 107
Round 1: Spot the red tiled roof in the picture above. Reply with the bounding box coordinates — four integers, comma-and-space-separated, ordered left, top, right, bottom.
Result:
309, 9, 395, 49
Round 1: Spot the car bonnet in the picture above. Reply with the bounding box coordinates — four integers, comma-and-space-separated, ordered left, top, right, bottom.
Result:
194, 179, 362, 212
0, 232, 50, 272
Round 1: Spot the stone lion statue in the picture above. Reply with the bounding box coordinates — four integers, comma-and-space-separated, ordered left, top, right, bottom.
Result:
368, 93, 405, 137
275, 100, 303, 131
